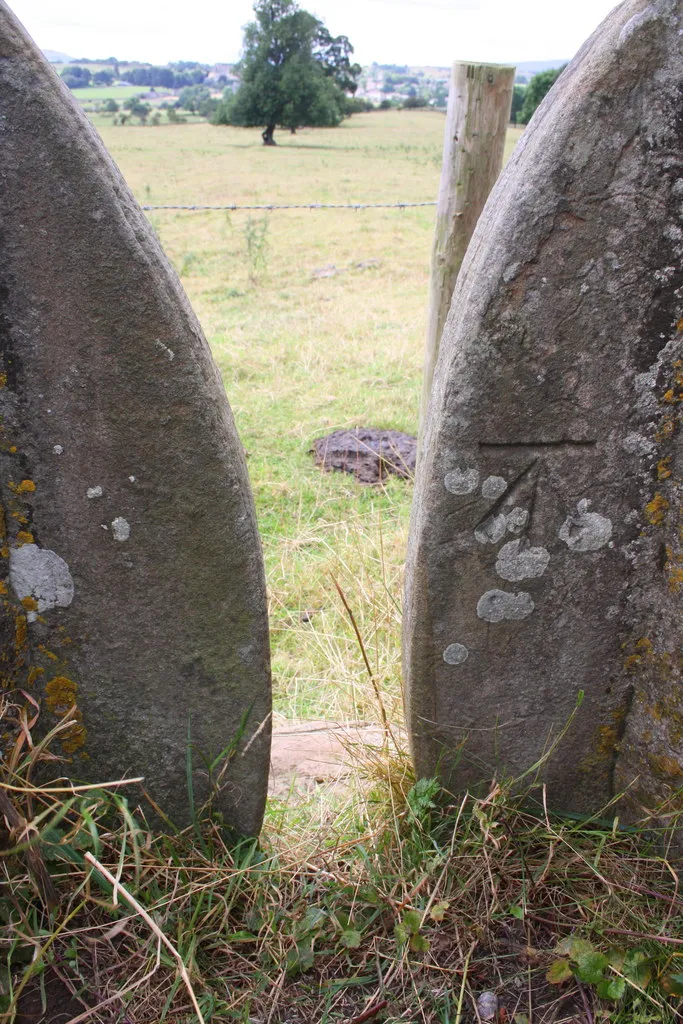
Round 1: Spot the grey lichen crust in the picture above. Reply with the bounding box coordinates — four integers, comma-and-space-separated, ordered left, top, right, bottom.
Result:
9, 544, 74, 620
476, 590, 535, 623
404, 0, 683, 820
0, 3, 271, 835
495, 540, 550, 582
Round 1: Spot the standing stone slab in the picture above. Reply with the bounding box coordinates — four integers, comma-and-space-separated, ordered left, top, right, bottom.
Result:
0, 4, 271, 835
404, 0, 682, 817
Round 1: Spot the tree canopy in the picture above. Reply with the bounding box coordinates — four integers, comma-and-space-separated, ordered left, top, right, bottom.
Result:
60, 65, 91, 89
517, 66, 566, 124
179, 84, 218, 117
510, 85, 525, 124
213, 0, 361, 145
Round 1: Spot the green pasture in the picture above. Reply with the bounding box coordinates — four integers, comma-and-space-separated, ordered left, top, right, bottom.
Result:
72, 84, 151, 101
94, 111, 523, 722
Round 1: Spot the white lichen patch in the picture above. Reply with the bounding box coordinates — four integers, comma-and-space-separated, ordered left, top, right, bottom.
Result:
87, 486, 103, 499
53, 445, 63, 455
482, 475, 507, 499
443, 643, 469, 665
559, 499, 612, 552
111, 517, 131, 542
9, 544, 74, 621
475, 514, 507, 545
622, 433, 655, 457
155, 340, 175, 361
495, 540, 550, 582
445, 467, 480, 495
634, 369, 658, 417
618, 5, 658, 47
474, 514, 507, 545
477, 589, 535, 623
506, 507, 529, 535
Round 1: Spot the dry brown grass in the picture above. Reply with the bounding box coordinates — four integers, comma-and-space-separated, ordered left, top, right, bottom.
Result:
2, 740, 683, 1024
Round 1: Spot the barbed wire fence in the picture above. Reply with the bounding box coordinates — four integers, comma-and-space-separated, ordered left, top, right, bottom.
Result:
142, 200, 438, 212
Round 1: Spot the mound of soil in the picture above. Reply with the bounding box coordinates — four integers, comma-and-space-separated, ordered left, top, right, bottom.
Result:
312, 428, 416, 484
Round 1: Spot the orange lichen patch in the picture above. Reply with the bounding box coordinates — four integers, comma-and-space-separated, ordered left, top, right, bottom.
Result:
8, 445, 16, 454
0, 581, 6, 596
14, 613, 28, 663
645, 493, 669, 527
44, 675, 78, 715
677, 319, 683, 332
60, 709, 87, 755
9, 479, 36, 495
37, 644, 59, 662
657, 457, 672, 480
578, 727, 616, 775
0, 599, 31, 686
656, 414, 676, 442
623, 639, 680, 681
20, 596, 38, 612
27, 666, 44, 686
44, 677, 87, 754
623, 637, 652, 672
648, 754, 683, 779
596, 724, 618, 758
579, 704, 630, 775
0, 372, 7, 388
11, 512, 29, 524
15, 531, 34, 546
1, 546, 10, 559
664, 548, 683, 593
667, 569, 683, 593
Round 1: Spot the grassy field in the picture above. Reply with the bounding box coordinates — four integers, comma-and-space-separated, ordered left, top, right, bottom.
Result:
70, 85, 145, 101
95, 112, 523, 723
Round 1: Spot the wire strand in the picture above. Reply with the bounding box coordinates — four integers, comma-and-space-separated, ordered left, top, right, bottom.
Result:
142, 200, 437, 211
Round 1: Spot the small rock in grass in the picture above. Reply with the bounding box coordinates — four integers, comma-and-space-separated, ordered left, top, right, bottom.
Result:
476, 991, 499, 1021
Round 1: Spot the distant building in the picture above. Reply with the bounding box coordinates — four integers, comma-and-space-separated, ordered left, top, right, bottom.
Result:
206, 63, 239, 90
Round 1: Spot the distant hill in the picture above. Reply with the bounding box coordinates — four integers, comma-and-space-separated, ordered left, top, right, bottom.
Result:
43, 49, 72, 63
515, 60, 568, 74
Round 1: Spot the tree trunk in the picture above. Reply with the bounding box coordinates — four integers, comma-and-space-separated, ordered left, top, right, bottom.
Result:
262, 124, 276, 145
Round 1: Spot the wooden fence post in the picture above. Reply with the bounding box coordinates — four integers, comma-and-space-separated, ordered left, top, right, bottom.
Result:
420, 62, 515, 433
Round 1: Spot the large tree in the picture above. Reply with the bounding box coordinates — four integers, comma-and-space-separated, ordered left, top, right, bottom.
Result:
214, 0, 361, 145
517, 66, 567, 125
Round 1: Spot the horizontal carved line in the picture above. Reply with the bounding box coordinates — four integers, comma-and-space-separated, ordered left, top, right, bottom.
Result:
479, 439, 597, 448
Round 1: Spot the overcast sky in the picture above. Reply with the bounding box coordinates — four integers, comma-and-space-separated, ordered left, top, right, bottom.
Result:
9, 0, 623, 67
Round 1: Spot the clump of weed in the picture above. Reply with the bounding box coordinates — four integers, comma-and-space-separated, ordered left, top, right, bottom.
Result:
180, 250, 199, 276
243, 214, 270, 285
2, 708, 683, 1024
